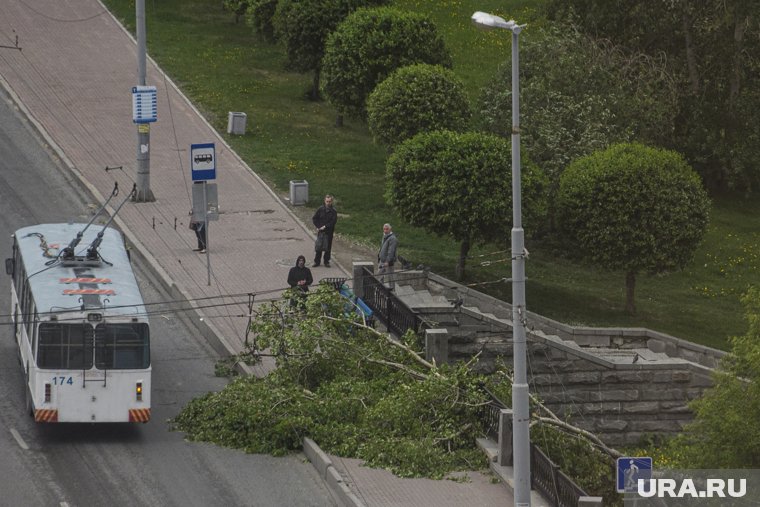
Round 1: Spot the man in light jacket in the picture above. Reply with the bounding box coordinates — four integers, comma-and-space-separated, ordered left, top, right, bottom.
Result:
377, 223, 398, 290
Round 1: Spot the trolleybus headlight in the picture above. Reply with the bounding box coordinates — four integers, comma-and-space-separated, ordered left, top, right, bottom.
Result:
136, 382, 143, 401
44, 383, 51, 403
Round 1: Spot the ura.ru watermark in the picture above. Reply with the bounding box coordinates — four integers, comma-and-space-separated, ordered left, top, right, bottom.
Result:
637, 478, 746, 498
617, 457, 758, 505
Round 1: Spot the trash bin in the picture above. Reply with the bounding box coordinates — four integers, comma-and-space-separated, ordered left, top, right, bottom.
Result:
227, 112, 247, 135
289, 180, 308, 206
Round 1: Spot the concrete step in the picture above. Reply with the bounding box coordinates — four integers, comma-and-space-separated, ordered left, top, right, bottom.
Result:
476, 438, 498, 463
397, 294, 426, 308
393, 284, 416, 296
398, 288, 455, 309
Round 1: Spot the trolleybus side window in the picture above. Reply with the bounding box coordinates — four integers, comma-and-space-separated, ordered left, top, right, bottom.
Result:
17, 264, 27, 319
95, 323, 150, 369
37, 323, 94, 369
12, 246, 22, 289
22, 277, 32, 335
32, 308, 39, 356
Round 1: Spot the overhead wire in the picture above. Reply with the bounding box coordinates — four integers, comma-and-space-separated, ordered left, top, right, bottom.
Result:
0, 10, 229, 321
2, 270, 432, 326
18, 0, 107, 23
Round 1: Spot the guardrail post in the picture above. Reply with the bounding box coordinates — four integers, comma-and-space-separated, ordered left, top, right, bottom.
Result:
425, 328, 448, 365
352, 261, 374, 300
578, 497, 603, 506
498, 408, 513, 466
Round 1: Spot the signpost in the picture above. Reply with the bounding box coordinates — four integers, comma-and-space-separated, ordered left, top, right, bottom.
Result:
132, 85, 157, 201
131, 86, 158, 124
191, 143, 217, 286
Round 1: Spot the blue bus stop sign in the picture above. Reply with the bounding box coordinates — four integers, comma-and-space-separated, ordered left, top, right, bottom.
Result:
191, 143, 216, 181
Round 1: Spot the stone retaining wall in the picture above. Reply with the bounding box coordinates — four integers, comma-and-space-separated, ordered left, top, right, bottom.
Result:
436, 319, 716, 446
415, 274, 722, 447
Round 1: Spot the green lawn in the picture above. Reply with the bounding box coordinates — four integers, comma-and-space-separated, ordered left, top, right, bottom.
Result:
102, 0, 759, 350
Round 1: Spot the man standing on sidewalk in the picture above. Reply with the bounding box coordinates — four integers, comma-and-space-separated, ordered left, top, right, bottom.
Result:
312, 194, 337, 267
378, 223, 398, 289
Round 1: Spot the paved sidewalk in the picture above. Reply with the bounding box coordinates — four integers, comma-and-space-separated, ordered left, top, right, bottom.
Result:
0, 1, 514, 505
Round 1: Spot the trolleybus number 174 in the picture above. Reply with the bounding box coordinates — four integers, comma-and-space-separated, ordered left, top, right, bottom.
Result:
7, 184, 151, 423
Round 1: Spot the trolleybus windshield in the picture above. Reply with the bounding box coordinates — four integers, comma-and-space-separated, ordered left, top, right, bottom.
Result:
36, 322, 149, 370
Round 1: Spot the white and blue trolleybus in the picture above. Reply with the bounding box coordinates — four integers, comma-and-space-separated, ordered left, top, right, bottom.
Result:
5, 185, 151, 423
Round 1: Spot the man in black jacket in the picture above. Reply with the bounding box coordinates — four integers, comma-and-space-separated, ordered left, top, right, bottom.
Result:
312, 194, 337, 267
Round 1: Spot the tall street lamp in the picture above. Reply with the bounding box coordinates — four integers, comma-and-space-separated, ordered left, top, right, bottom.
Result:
471, 11, 531, 507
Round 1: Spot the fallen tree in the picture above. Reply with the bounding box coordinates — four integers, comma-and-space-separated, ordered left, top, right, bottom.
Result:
173, 285, 621, 495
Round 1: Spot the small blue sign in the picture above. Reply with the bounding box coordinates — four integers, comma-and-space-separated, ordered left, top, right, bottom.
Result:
617, 457, 653, 493
191, 143, 216, 181
132, 85, 157, 123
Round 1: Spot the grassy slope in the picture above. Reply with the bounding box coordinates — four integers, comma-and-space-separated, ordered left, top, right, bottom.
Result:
102, 0, 758, 349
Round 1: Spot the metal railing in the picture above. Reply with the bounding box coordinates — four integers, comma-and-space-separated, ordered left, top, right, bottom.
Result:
531, 444, 588, 507
480, 386, 504, 442
480, 387, 589, 507
360, 267, 427, 337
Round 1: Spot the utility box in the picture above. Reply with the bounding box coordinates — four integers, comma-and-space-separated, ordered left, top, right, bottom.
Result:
227, 112, 247, 135
289, 180, 309, 206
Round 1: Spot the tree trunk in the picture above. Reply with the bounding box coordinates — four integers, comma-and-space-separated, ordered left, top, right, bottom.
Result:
682, 12, 700, 95
455, 238, 471, 281
728, 12, 749, 115
309, 69, 321, 102
625, 271, 636, 315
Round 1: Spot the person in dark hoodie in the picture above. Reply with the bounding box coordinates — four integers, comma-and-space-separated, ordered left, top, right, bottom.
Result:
287, 255, 313, 307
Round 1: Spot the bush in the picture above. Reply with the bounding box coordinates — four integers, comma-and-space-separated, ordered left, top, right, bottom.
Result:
660, 287, 760, 468
321, 6, 452, 119
367, 64, 471, 148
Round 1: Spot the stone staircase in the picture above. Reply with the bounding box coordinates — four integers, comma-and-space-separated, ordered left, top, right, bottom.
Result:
395, 280, 682, 367
392, 284, 452, 308
380, 275, 717, 446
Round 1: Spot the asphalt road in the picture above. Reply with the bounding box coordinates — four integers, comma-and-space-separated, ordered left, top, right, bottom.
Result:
0, 88, 335, 506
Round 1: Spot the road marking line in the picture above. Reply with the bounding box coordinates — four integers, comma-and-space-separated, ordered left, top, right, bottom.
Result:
10, 428, 29, 450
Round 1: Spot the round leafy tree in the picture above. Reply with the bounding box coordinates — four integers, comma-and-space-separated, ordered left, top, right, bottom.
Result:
321, 7, 452, 120
275, 0, 389, 100
223, 0, 249, 23
245, 0, 279, 42
386, 130, 547, 279
479, 25, 679, 228
556, 143, 710, 314
367, 64, 471, 148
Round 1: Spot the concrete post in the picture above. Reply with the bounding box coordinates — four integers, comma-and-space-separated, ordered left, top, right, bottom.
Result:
498, 408, 513, 466
134, 0, 155, 202
352, 261, 374, 300
578, 497, 603, 507
424, 329, 448, 365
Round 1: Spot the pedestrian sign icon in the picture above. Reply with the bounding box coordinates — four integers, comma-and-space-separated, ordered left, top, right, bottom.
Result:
617, 457, 652, 493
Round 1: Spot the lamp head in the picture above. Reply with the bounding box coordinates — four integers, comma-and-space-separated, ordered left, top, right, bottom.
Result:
471, 11, 522, 33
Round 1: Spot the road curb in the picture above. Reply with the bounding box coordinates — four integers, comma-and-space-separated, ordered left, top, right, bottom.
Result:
0, 68, 255, 377
95, 0, 350, 279
303, 438, 365, 507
